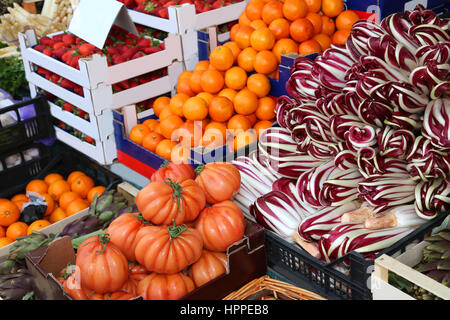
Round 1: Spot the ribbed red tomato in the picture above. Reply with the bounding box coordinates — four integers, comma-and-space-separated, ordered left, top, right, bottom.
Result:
150, 162, 196, 183
135, 179, 206, 225
195, 162, 241, 204
195, 200, 245, 252
106, 212, 150, 261
188, 250, 228, 287
103, 291, 136, 300
134, 223, 203, 274
137, 272, 195, 300
75, 234, 129, 294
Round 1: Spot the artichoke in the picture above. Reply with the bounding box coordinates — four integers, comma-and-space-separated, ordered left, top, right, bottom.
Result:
0, 269, 35, 300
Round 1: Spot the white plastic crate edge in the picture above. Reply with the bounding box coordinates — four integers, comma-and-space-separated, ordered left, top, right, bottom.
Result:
371, 241, 450, 300
19, 29, 184, 114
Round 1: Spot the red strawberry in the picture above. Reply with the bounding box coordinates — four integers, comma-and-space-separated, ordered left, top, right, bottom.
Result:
63, 103, 74, 112
132, 51, 145, 59
143, 46, 159, 54
123, 0, 135, 6
78, 43, 95, 56
211, 0, 223, 9
60, 78, 76, 89
85, 136, 95, 144
157, 7, 169, 18
62, 34, 76, 45
53, 34, 64, 43
33, 44, 46, 52
43, 48, 53, 56
37, 67, 49, 76
53, 48, 68, 59
137, 38, 151, 48
51, 74, 61, 84
39, 36, 53, 46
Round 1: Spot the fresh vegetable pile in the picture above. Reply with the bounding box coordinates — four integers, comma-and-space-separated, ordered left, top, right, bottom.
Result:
56, 161, 246, 300
0, 55, 29, 100
32, 25, 166, 96
118, 0, 245, 18
0, 170, 108, 249
389, 228, 450, 299
232, 5, 450, 264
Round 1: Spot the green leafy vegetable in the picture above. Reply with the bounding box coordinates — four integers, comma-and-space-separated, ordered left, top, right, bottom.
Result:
0, 55, 29, 100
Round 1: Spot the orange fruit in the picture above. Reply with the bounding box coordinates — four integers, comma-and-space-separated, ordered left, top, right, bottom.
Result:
152, 96, 171, 118
183, 96, 209, 121
142, 118, 160, 132
59, 191, 81, 211
0, 237, 13, 248
227, 114, 252, 135
234, 130, 257, 150
254, 120, 274, 138
233, 88, 259, 115
48, 180, 71, 202
321, 0, 344, 18
11, 194, 28, 202
247, 73, 271, 98
155, 139, 178, 160
129, 124, 151, 145
172, 121, 202, 148
304, 0, 321, 13
336, 10, 359, 30
48, 207, 67, 224
250, 19, 267, 30
189, 70, 205, 94
234, 25, 255, 49
12, 200, 27, 212
142, 131, 164, 152
67, 171, 86, 186
171, 144, 190, 164
224, 66, 248, 91
0, 226, 5, 237
194, 60, 210, 72
6, 221, 28, 241
65, 198, 89, 217
299, 39, 322, 55
282, 0, 308, 21
246, 113, 258, 127
27, 219, 51, 235
200, 69, 225, 94
306, 12, 322, 34
170, 93, 190, 117
321, 15, 336, 36
250, 27, 276, 51
153, 122, 162, 135
332, 29, 351, 45
313, 33, 332, 51
237, 47, 258, 72
202, 121, 228, 147
238, 10, 252, 26
272, 38, 299, 62
177, 78, 195, 97
230, 24, 241, 42
268, 18, 291, 40
70, 175, 94, 199
196, 92, 214, 106
261, 0, 284, 25
25, 180, 48, 195
178, 70, 193, 83
209, 96, 234, 122
42, 193, 55, 217
254, 50, 278, 74
246, 0, 266, 21
256, 96, 276, 120
44, 173, 64, 186
290, 18, 314, 42
158, 106, 176, 120
160, 115, 184, 140
209, 46, 234, 71
87, 186, 106, 203
223, 41, 242, 62
218, 88, 238, 102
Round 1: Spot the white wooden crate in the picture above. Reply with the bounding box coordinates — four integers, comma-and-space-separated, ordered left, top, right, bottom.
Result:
371, 241, 450, 300
18, 29, 184, 116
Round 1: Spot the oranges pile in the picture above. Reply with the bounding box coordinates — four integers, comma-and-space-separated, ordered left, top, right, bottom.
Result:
0, 171, 106, 248
129, 57, 277, 163
234, 0, 359, 59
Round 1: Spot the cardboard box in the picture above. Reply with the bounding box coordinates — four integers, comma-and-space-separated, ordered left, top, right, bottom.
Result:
371, 241, 450, 300
24, 182, 267, 300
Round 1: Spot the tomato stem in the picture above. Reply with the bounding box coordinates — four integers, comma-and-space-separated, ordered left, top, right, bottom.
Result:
161, 161, 170, 168
164, 179, 184, 213
167, 219, 188, 240
194, 164, 205, 175
136, 212, 152, 225
94, 233, 110, 255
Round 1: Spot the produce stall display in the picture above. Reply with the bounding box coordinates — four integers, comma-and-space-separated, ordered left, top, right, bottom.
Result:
0, 0, 448, 303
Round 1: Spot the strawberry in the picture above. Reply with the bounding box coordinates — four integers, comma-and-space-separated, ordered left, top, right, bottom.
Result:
53, 48, 68, 59
39, 36, 53, 46
137, 38, 151, 48
51, 74, 61, 84
60, 78, 76, 90
76, 37, 85, 45
37, 67, 49, 76
62, 103, 74, 113
33, 44, 46, 52
211, 0, 223, 9
132, 51, 145, 60
119, 80, 131, 90
157, 7, 169, 18
143, 46, 159, 55
112, 54, 126, 65
43, 48, 53, 56
85, 136, 95, 144
62, 34, 76, 45
123, 0, 135, 6
53, 34, 64, 43
106, 46, 119, 56
78, 43, 95, 56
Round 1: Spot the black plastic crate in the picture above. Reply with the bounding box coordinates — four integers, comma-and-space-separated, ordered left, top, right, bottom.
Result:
0, 145, 123, 199
0, 94, 54, 154
265, 212, 449, 300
